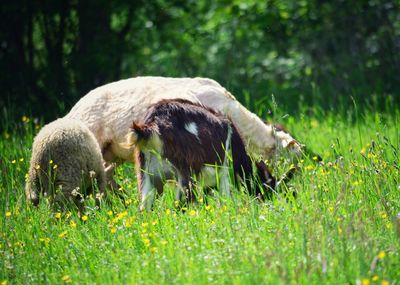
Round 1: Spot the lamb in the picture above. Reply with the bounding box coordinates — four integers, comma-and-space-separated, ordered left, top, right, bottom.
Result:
25, 118, 112, 213
125, 99, 278, 211
65, 76, 302, 164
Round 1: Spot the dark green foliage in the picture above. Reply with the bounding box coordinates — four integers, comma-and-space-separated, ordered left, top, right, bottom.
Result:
1, 0, 399, 120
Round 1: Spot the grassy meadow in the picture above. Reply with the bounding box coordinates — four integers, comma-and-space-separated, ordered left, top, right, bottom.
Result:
0, 101, 399, 284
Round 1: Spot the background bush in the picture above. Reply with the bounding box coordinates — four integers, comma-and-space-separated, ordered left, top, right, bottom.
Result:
1, 0, 399, 120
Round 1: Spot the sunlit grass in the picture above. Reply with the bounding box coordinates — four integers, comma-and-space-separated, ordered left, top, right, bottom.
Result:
0, 104, 399, 284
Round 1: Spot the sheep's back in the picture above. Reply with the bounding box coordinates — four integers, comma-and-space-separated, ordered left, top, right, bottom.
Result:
64, 77, 226, 161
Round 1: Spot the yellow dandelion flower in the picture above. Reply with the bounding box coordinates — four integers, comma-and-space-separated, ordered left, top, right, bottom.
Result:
239, 207, 248, 214
312, 156, 319, 161
210, 220, 216, 225
305, 165, 314, 171
11, 160, 16, 164
143, 238, 151, 247
110, 227, 117, 234
125, 217, 135, 228
81, 215, 88, 221
22, 115, 30, 123
70, 221, 77, 228
361, 278, 370, 285
116, 211, 128, 220
165, 209, 171, 215
15, 241, 25, 248
188, 210, 196, 216
150, 246, 157, 253
380, 212, 387, 219
49, 160, 53, 164
55, 212, 62, 219
377, 250, 385, 260
39, 237, 51, 244
5, 212, 11, 217
53, 164, 58, 170
360, 148, 366, 155
372, 275, 379, 281
381, 280, 390, 285
62, 275, 72, 283
35, 164, 40, 170
58, 231, 68, 238
107, 210, 113, 216
142, 222, 149, 228
1, 279, 7, 285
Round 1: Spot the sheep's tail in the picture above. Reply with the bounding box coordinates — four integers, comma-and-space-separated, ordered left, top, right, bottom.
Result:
121, 122, 156, 149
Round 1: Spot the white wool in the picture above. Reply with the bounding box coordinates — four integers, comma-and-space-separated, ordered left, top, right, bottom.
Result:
65, 76, 301, 161
184, 122, 200, 141
25, 118, 106, 210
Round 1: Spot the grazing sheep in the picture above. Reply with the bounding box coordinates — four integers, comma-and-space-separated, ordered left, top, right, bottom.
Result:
65, 76, 302, 164
125, 99, 278, 210
25, 118, 111, 213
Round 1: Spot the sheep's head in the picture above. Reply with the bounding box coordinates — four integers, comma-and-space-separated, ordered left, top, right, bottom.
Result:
255, 160, 297, 200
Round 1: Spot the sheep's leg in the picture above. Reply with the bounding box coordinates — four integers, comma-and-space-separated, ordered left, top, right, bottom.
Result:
94, 168, 108, 209
102, 142, 126, 194
175, 172, 193, 205
136, 151, 157, 211
139, 172, 156, 211
104, 162, 119, 189
218, 165, 231, 198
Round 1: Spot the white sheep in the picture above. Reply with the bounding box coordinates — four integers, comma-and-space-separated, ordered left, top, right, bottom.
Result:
65, 76, 302, 163
25, 118, 111, 213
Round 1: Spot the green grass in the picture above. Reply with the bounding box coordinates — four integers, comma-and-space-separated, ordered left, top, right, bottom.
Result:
0, 103, 399, 285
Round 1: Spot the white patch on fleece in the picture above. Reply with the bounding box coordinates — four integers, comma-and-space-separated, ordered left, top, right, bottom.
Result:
184, 122, 200, 142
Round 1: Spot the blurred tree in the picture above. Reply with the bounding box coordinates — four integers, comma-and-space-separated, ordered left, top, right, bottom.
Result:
0, 0, 399, 120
